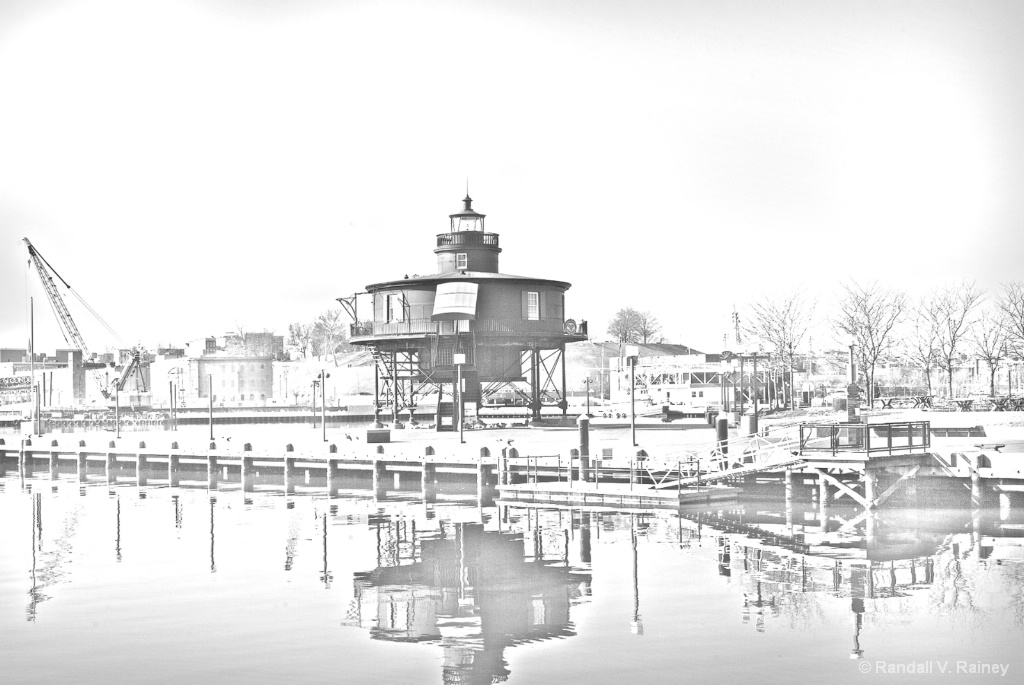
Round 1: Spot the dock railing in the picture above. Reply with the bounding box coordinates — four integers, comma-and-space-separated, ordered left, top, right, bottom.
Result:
798, 421, 930, 456
503, 453, 707, 492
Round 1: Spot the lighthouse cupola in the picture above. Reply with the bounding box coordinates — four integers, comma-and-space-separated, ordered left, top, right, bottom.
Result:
436, 194, 501, 274
451, 194, 484, 232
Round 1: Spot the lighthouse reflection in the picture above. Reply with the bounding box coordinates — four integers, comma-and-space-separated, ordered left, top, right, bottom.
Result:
350, 522, 590, 684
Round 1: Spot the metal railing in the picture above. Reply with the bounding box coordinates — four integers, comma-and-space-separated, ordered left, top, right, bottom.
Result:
503, 453, 701, 492
435, 232, 500, 248
350, 317, 574, 338
798, 421, 930, 456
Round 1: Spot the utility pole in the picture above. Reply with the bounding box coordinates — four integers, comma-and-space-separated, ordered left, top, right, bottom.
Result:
628, 355, 638, 447
208, 374, 214, 441
320, 370, 330, 442
30, 298, 36, 436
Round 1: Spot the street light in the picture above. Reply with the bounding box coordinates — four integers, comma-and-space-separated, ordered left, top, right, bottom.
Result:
453, 353, 466, 444
312, 376, 320, 429
626, 354, 639, 447
583, 377, 593, 417
719, 351, 734, 414
787, 341, 795, 411
846, 336, 861, 424
317, 370, 330, 441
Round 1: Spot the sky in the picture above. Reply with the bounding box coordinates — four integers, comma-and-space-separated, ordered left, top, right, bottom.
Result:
1, 0, 1022, 356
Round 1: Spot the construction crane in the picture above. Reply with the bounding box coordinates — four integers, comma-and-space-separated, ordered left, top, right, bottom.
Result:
23, 237, 138, 403
23, 238, 92, 358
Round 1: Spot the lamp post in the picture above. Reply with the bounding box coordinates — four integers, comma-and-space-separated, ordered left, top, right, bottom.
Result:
847, 338, 861, 424
208, 374, 214, 441
583, 377, 593, 417
454, 353, 466, 444
787, 342, 795, 411
312, 377, 320, 429
739, 355, 746, 416
734, 351, 766, 434
627, 354, 638, 447
719, 350, 735, 414
318, 370, 330, 442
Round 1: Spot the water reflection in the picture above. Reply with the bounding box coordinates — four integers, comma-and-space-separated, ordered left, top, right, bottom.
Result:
350, 520, 591, 684
3, 473, 1024, 683
699, 504, 1024, 659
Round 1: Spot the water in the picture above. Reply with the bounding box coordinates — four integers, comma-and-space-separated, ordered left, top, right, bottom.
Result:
2, 473, 1022, 683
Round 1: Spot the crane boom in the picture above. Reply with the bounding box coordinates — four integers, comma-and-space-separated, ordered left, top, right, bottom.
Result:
23, 237, 91, 358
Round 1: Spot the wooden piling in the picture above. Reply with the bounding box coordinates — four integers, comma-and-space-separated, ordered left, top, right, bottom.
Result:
284, 457, 297, 495
207, 452, 218, 490
168, 449, 180, 488
326, 458, 339, 496
422, 462, 437, 503
864, 469, 877, 506
105, 451, 116, 484
479, 464, 494, 506
20, 440, 32, 478
373, 460, 386, 498
970, 459, 983, 509
785, 468, 794, 531
241, 456, 254, 492
137, 453, 148, 487
49, 450, 59, 480
819, 473, 830, 532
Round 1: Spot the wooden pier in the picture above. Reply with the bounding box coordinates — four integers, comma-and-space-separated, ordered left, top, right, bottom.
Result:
4, 419, 1023, 517
0, 437, 501, 502
498, 481, 738, 509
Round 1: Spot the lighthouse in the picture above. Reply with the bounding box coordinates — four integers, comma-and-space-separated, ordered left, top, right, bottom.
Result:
344, 193, 587, 429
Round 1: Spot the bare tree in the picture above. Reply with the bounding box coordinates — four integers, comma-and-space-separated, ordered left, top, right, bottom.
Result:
970, 308, 1008, 397
314, 309, 345, 366
832, 280, 907, 406
903, 302, 940, 396
930, 281, 983, 398
744, 289, 816, 409
607, 308, 642, 343
636, 311, 661, 344
998, 281, 1024, 357
288, 322, 312, 359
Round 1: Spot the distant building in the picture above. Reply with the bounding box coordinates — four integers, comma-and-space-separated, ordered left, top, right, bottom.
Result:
192, 355, 274, 402
0, 348, 85, 406
0, 348, 26, 363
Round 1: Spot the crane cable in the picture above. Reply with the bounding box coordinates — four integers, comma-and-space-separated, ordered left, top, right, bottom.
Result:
68, 289, 124, 347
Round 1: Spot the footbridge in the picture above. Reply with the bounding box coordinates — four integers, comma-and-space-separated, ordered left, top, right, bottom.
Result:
653, 421, 931, 492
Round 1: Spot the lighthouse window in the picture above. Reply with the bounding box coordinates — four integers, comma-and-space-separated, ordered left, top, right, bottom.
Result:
456, 253, 468, 270
527, 292, 539, 320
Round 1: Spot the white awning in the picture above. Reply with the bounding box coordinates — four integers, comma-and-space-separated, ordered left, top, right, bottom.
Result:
432, 282, 479, 321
